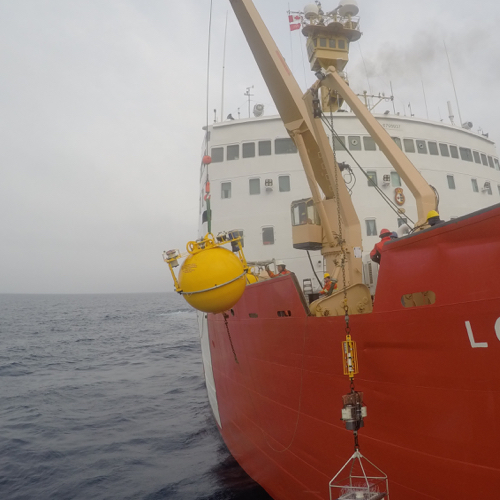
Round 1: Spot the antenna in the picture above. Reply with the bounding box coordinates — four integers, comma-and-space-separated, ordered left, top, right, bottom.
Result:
447, 101, 455, 125
390, 81, 396, 114
444, 41, 463, 126
244, 86, 254, 118
221, 11, 229, 123
421, 78, 429, 119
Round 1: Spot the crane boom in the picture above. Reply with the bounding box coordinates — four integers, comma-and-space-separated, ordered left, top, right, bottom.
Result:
229, 0, 364, 289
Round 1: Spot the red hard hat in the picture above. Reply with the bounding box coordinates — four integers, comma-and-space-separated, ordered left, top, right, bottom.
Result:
379, 228, 391, 237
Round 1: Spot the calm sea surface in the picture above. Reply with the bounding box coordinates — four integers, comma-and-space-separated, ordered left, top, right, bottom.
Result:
0, 293, 272, 500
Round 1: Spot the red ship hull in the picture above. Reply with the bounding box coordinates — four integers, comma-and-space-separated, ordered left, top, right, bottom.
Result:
206, 204, 500, 499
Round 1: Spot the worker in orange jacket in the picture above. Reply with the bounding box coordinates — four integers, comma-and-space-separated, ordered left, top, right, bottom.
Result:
370, 228, 392, 264
266, 260, 291, 278
319, 273, 337, 296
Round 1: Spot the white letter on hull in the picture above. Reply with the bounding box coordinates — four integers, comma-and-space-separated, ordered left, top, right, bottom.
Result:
465, 321, 488, 348
495, 318, 500, 342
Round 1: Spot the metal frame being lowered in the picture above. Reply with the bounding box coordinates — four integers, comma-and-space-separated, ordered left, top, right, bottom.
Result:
229, 0, 437, 315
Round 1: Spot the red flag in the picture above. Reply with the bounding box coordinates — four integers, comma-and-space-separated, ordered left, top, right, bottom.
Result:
288, 14, 301, 31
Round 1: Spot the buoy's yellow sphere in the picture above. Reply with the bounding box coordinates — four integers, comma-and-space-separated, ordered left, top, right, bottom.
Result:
179, 247, 246, 314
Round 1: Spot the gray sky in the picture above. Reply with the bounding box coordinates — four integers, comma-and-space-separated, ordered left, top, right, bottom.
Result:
1, 0, 499, 294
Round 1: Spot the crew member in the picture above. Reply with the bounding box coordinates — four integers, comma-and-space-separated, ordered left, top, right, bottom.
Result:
427, 210, 444, 227
370, 228, 392, 264
266, 260, 291, 278
319, 273, 337, 296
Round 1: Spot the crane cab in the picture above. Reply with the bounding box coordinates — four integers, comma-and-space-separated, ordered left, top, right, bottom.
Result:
291, 198, 323, 250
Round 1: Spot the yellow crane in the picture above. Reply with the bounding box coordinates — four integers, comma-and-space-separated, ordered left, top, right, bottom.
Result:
229, 0, 437, 316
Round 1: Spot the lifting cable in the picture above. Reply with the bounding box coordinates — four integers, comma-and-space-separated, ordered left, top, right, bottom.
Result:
204, 0, 214, 234
306, 250, 323, 287
321, 114, 416, 227
328, 100, 366, 454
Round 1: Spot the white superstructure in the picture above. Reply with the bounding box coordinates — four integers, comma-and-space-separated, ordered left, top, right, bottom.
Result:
199, 113, 500, 290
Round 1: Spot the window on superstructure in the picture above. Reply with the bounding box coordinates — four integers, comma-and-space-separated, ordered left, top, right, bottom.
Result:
258, 140, 272, 156
439, 143, 450, 157
367, 171, 378, 187
242, 142, 255, 158
319, 38, 327, 47
459, 147, 473, 162
403, 139, 415, 153
450, 145, 459, 159
348, 136, 361, 151
334, 136, 346, 151
279, 175, 291, 192
473, 151, 481, 164
397, 217, 408, 227
488, 156, 494, 168
428, 142, 439, 155
221, 182, 231, 199
494, 158, 500, 170
416, 140, 427, 154
485, 182, 492, 195
262, 227, 275, 245
338, 39, 346, 49
391, 172, 401, 187
471, 179, 479, 193
365, 219, 377, 236
392, 137, 402, 150
480, 153, 488, 166
363, 137, 376, 151
211, 147, 224, 163
249, 178, 260, 195
447, 175, 456, 189
275, 138, 297, 155
227, 145, 239, 161
329, 39, 336, 48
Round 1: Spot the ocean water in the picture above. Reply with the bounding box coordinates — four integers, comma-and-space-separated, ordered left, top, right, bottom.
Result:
0, 293, 272, 500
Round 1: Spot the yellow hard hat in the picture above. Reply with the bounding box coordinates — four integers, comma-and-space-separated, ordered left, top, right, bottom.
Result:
324, 273, 330, 278
427, 210, 439, 219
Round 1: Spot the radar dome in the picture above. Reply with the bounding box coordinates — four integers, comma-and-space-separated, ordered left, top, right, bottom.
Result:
304, 4, 319, 20
253, 103, 264, 117
338, 0, 359, 17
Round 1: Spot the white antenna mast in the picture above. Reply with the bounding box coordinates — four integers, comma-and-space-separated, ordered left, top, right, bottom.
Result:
244, 86, 254, 118
221, 11, 229, 122
444, 41, 463, 126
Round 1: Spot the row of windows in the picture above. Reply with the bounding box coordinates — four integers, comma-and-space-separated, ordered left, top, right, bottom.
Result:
334, 135, 500, 170
220, 175, 291, 199
365, 169, 500, 195
449, 176, 500, 195
211, 135, 500, 171
211, 138, 297, 163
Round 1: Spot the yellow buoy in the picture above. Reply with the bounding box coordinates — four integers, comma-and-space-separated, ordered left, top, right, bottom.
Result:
178, 246, 246, 314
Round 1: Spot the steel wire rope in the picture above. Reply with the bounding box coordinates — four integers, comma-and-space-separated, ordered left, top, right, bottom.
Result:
328, 101, 361, 453
320, 115, 416, 227
306, 251, 323, 287
204, 0, 214, 233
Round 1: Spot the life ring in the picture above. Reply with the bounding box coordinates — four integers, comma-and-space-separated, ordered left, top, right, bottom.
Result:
395, 187, 405, 206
